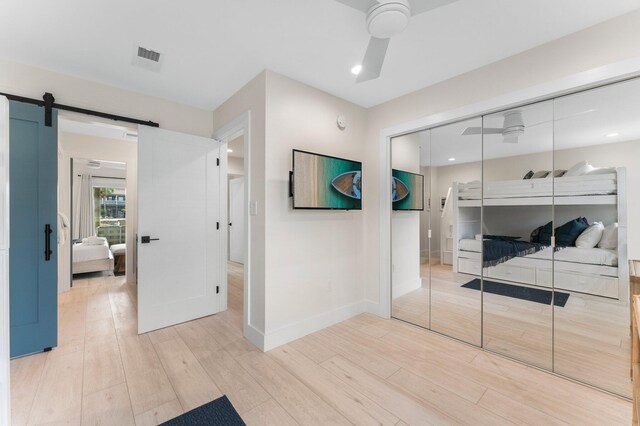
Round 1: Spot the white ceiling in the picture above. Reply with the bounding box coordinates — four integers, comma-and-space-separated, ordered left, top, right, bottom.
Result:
74, 158, 127, 178
1, 1, 638, 110
416, 76, 640, 166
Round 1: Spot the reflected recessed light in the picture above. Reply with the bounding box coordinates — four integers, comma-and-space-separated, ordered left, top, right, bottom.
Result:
606, 132, 619, 138
351, 64, 362, 75
227, 149, 233, 153
448, 158, 455, 162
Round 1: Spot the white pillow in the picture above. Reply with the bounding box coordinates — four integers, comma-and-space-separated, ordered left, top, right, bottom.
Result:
576, 221, 604, 248
564, 161, 593, 177
598, 222, 618, 249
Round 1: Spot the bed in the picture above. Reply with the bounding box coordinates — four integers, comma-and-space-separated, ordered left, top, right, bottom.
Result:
451, 167, 628, 300
457, 238, 620, 298
72, 237, 114, 275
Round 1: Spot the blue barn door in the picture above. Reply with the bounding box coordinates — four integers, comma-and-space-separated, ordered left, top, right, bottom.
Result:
9, 101, 58, 357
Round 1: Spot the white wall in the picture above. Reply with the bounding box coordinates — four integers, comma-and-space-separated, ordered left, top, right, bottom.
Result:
213, 71, 267, 341
363, 10, 640, 309
228, 157, 244, 176
262, 71, 368, 349
58, 131, 137, 291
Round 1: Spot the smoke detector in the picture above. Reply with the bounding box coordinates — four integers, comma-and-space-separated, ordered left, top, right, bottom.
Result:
132, 45, 163, 72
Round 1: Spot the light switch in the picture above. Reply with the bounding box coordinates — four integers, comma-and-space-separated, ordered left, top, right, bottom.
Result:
249, 201, 258, 216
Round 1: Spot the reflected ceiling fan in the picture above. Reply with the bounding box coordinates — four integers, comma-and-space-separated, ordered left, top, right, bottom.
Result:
336, 0, 458, 82
461, 108, 597, 144
462, 110, 526, 144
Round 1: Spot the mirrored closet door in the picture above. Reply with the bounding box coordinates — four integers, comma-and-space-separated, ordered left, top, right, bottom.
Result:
481, 100, 555, 369
552, 78, 638, 398
430, 118, 482, 346
391, 130, 431, 329
390, 76, 637, 397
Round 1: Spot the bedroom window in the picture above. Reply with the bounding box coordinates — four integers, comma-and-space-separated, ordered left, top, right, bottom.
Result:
94, 186, 126, 245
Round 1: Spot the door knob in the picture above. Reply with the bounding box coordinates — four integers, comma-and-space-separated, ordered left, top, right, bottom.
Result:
141, 236, 160, 244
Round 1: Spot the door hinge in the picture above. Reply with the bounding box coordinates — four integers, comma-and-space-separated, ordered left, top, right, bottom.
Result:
216, 222, 219, 230
216, 158, 220, 166
216, 286, 220, 294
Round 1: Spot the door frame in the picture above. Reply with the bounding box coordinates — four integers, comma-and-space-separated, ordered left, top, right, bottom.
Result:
377, 57, 640, 319
212, 111, 256, 346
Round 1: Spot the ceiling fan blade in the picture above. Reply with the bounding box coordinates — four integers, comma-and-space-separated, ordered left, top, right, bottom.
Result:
356, 37, 390, 83
461, 127, 503, 136
334, 0, 379, 13
461, 127, 481, 135
503, 136, 519, 144
409, 0, 459, 16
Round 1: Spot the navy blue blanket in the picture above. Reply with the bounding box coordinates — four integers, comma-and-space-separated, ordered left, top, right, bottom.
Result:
483, 238, 548, 268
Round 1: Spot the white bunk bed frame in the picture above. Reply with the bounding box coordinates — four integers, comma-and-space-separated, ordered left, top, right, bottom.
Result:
452, 168, 628, 302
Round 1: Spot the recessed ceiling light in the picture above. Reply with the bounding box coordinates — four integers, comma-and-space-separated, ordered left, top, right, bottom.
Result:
448, 158, 455, 162
351, 64, 362, 75
606, 132, 619, 138
227, 149, 233, 153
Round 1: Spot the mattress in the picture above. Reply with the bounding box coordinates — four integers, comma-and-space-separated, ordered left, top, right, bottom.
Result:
73, 241, 111, 263
458, 238, 618, 267
459, 238, 482, 253
457, 173, 617, 200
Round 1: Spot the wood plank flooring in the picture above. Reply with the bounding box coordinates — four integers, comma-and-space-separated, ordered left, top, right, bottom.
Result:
394, 262, 632, 397
11, 262, 631, 425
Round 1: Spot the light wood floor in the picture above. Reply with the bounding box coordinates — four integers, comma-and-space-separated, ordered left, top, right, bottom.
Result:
393, 262, 631, 398
11, 263, 630, 425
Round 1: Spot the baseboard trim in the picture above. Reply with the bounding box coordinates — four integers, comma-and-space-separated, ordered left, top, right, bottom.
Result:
364, 299, 388, 318
244, 323, 265, 351
262, 300, 367, 351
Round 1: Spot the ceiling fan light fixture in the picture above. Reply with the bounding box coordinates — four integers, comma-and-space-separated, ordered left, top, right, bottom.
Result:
351, 64, 363, 75
366, 0, 411, 38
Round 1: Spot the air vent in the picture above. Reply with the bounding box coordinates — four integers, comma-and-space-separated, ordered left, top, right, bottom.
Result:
137, 46, 161, 62
132, 45, 163, 72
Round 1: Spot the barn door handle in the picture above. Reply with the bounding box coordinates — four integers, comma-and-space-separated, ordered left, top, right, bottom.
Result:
44, 224, 53, 261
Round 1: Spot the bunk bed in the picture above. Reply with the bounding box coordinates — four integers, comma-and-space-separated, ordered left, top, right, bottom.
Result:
452, 168, 628, 301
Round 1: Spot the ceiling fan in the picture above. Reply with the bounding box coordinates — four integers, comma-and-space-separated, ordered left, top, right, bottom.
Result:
336, 0, 458, 83
461, 108, 597, 144
462, 110, 526, 144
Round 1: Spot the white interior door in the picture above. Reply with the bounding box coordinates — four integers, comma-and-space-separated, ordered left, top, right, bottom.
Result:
137, 127, 222, 333
229, 177, 244, 264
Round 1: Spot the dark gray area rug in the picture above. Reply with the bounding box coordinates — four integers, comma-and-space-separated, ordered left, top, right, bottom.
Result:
462, 278, 570, 307
161, 395, 245, 426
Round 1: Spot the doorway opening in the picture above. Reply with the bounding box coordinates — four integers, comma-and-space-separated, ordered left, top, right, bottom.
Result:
226, 135, 245, 330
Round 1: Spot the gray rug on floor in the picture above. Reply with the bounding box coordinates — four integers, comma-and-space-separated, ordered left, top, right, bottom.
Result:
160, 396, 245, 426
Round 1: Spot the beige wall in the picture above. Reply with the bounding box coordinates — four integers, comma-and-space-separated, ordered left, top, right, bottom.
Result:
213, 71, 267, 335
263, 71, 368, 348
364, 10, 640, 305
0, 60, 213, 137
